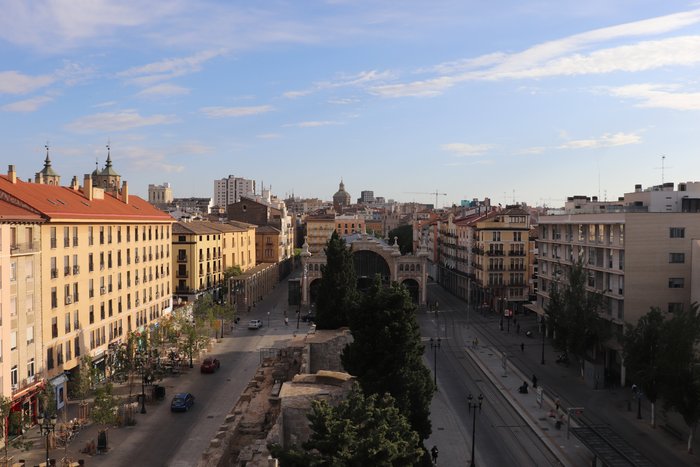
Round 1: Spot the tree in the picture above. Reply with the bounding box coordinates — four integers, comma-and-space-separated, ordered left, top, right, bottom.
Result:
0, 396, 33, 462
658, 303, 700, 453
387, 225, 413, 255
342, 278, 435, 440
315, 231, 359, 329
546, 260, 609, 374
622, 307, 665, 427
302, 383, 422, 466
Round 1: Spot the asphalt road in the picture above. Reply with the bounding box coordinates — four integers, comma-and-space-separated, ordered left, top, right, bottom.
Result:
422, 283, 562, 467
86, 278, 297, 467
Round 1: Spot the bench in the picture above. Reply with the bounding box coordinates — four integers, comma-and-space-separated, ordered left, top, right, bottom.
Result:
661, 423, 684, 441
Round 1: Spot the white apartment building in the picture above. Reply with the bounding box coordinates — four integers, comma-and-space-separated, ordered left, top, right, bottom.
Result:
213, 175, 256, 209
536, 181, 700, 386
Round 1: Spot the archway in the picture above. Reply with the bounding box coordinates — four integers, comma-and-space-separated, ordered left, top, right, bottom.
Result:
353, 250, 390, 289
402, 279, 420, 303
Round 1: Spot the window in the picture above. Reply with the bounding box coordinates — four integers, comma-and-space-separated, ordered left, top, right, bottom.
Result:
64, 226, 70, 247
51, 287, 57, 308
100, 226, 105, 244
670, 227, 685, 238
11, 366, 18, 387
27, 358, 35, 380
65, 312, 71, 333
47, 348, 54, 370
89, 305, 94, 324
10, 262, 16, 282
27, 326, 33, 344
73, 310, 79, 329
73, 226, 79, 246
52, 317, 58, 338
57, 343, 63, 365
669, 278, 685, 288
10, 331, 17, 350
74, 336, 81, 357
492, 231, 501, 241
88, 226, 93, 246
50, 227, 57, 248
668, 303, 684, 313
669, 253, 685, 263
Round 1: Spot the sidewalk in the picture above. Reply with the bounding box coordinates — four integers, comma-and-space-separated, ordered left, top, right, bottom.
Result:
464, 341, 592, 466
6, 346, 212, 467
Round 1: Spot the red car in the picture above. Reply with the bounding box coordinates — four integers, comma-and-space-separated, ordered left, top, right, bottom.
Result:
200, 357, 221, 373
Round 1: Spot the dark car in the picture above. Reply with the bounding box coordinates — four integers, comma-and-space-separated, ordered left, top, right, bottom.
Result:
301, 313, 316, 323
200, 357, 221, 373
170, 392, 195, 412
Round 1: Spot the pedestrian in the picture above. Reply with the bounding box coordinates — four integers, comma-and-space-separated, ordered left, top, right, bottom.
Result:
532, 374, 538, 388
516, 323, 521, 334
431, 445, 439, 465
555, 398, 561, 412
475, 337, 479, 348
284, 317, 289, 326
520, 342, 525, 353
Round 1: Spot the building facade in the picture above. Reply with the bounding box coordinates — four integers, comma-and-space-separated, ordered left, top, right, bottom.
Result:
213, 175, 256, 210
332, 180, 351, 213
148, 183, 174, 208
0, 158, 175, 411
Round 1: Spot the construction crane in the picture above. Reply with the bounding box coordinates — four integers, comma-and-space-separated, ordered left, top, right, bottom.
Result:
404, 190, 448, 208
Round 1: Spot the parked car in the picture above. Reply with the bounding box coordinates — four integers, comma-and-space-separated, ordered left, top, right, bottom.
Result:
200, 357, 221, 373
248, 319, 263, 329
301, 313, 316, 323
170, 392, 195, 412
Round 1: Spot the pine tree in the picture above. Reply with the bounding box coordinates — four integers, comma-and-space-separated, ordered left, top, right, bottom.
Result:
315, 231, 358, 329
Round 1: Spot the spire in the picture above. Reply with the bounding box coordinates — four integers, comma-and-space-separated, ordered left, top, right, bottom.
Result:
105, 143, 112, 168
36, 142, 60, 184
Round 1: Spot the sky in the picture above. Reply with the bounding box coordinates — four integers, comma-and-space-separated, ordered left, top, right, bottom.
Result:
1, 0, 700, 208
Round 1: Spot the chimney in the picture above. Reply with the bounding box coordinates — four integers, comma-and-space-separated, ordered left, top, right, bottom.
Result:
121, 181, 129, 204
70, 176, 79, 191
83, 174, 93, 201
8, 165, 17, 183
635, 184, 642, 192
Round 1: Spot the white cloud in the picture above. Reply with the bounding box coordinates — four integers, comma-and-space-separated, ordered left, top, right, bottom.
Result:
177, 142, 214, 155
328, 97, 359, 105
283, 120, 341, 128
1, 96, 53, 112
200, 105, 273, 118
0, 0, 182, 51
441, 143, 493, 156
558, 132, 642, 149
517, 146, 546, 155
284, 70, 393, 99
65, 110, 178, 132
372, 9, 700, 98
0, 71, 54, 94
118, 49, 225, 86
118, 145, 185, 173
257, 133, 281, 139
137, 83, 190, 98
608, 83, 700, 110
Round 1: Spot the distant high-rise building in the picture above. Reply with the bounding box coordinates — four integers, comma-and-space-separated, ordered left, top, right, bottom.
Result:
358, 190, 375, 204
213, 175, 256, 209
149, 182, 173, 207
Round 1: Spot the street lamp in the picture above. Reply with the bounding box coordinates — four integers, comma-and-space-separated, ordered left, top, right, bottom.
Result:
430, 337, 441, 389
37, 412, 58, 467
467, 393, 484, 467
541, 314, 546, 365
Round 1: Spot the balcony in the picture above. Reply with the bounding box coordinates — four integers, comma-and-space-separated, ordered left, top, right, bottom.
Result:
486, 250, 504, 256
64, 266, 71, 276
175, 286, 194, 294
51, 268, 58, 279
508, 251, 526, 257
177, 255, 188, 263
10, 242, 39, 254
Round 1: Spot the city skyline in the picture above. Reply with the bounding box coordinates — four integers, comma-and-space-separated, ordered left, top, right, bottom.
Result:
1, 1, 700, 207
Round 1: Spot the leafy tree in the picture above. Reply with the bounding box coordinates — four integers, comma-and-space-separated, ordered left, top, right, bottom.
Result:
387, 225, 413, 255
91, 382, 119, 443
303, 383, 422, 466
658, 303, 700, 453
546, 260, 609, 374
315, 231, 359, 329
622, 307, 665, 427
342, 278, 435, 440
0, 396, 33, 461
222, 265, 242, 298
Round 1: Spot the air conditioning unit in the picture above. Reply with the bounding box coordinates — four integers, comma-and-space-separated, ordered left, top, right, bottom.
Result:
135, 257, 140, 263
100, 287, 106, 294
66, 296, 73, 304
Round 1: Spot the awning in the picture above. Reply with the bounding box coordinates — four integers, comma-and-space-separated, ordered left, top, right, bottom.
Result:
50, 373, 68, 387
523, 302, 543, 314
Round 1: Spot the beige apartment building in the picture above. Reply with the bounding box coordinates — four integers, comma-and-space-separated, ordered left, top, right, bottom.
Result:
0, 201, 45, 434
304, 213, 336, 253
172, 220, 256, 302
473, 207, 531, 315
0, 158, 174, 411
536, 182, 700, 386
335, 214, 365, 236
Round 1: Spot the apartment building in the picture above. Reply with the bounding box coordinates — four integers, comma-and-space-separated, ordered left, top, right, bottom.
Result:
473, 207, 531, 314
304, 213, 336, 253
148, 182, 173, 208
335, 214, 365, 237
0, 158, 174, 410
172, 220, 257, 301
0, 201, 45, 432
536, 182, 700, 385
213, 175, 255, 210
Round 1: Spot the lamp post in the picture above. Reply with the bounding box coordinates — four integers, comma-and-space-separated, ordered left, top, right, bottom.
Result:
541, 315, 546, 365
37, 412, 58, 467
467, 393, 484, 467
430, 337, 441, 389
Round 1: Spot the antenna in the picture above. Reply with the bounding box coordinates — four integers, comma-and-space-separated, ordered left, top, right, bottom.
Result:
655, 155, 672, 185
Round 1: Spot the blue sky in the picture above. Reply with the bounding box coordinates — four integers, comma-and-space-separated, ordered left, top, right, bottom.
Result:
1, 1, 700, 207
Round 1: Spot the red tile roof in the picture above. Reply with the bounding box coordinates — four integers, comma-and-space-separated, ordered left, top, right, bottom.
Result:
0, 199, 43, 221
0, 175, 173, 222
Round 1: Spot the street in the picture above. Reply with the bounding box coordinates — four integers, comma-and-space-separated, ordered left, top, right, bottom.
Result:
422, 281, 698, 467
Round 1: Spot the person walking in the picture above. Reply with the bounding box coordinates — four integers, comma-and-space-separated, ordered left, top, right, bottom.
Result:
431, 445, 439, 465
532, 374, 538, 388
520, 342, 525, 353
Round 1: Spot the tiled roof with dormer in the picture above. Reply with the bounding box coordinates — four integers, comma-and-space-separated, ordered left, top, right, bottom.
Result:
0, 174, 173, 222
